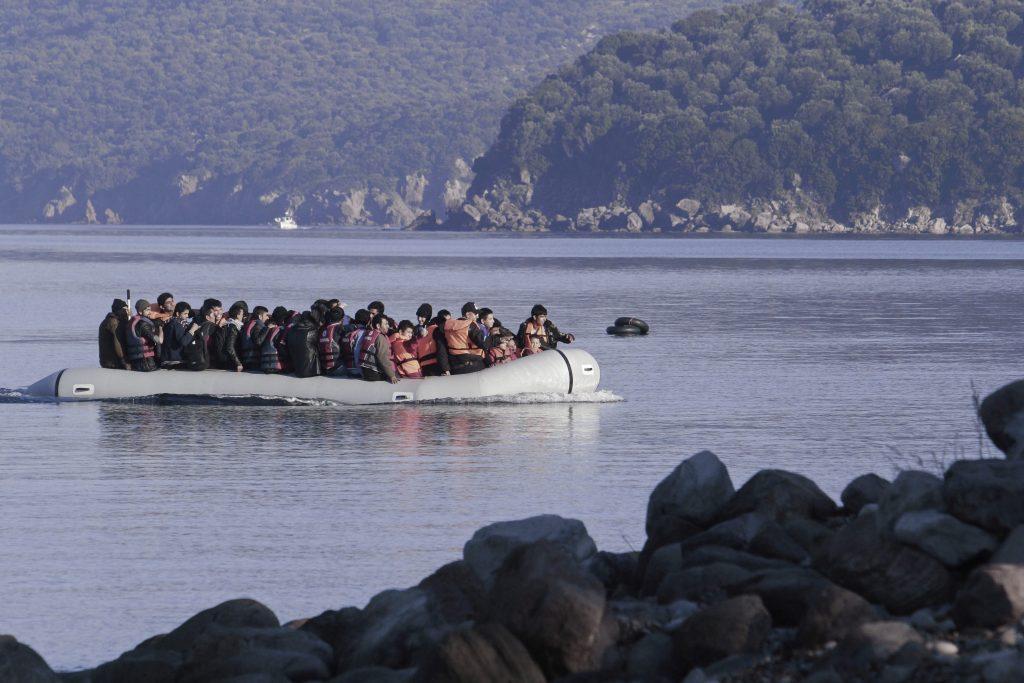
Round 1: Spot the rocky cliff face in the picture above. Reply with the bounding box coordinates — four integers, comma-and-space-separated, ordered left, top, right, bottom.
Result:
436, 172, 1022, 235
1, 162, 457, 227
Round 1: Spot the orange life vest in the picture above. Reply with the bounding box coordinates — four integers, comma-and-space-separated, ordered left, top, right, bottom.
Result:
444, 318, 484, 357
391, 337, 422, 378
416, 324, 439, 367
522, 319, 549, 348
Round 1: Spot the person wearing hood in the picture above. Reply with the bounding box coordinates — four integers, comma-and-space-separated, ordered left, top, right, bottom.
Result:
286, 306, 322, 378
125, 299, 164, 372
99, 298, 131, 369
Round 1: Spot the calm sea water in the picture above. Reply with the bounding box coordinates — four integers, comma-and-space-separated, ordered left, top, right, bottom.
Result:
1, 225, 1022, 670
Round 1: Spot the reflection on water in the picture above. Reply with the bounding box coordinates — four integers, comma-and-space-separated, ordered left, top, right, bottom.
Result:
94, 400, 605, 461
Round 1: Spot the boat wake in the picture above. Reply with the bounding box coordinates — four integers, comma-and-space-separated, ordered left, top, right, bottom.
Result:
421, 390, 624, 405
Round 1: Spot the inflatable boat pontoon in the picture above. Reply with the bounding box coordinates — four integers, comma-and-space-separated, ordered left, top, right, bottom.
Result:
26, 348, 600, 405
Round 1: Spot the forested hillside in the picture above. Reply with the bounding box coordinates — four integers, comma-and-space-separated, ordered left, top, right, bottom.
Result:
446, 0, 1024, 234
0, 0, 712, 225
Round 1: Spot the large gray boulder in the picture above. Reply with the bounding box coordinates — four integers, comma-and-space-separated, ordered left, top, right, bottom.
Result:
817, 512, 952, 614
641, 543, 683, 596
944, 459, 1024, 534
414, 623, 544, 683
841, 474, 890, 514
952, 564, 1024, 629
796, 584, 878, 647
992, 525, 1024, 564
672, 595, 771, 669
646, 451, 734, 534
718, 469, 836, 523
0, 636, 58, 683
463, 515, 596, 587
894, 510, 997, 567
678, 512, 807, 564
877, 471, 944, 531
978, 379, 1024, 458
488, 541, 614, 678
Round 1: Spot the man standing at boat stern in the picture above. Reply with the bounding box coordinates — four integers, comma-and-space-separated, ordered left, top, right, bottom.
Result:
99, 298, 131, 369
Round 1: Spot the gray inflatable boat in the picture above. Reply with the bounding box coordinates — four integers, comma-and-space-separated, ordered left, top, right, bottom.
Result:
26, 348, 600, 404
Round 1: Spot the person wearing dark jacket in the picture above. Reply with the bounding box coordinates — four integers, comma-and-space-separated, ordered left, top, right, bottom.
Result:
286, 307, 322, 378
516, 304, 575, 351
341, 309, 371, 377
259, 306, 291, 374
239, 306, 270, 370
183, 300, 222, 371
99, 298, 131, 369
360, 315, 399, 383
221, 303, 246, 372
161, 301, 201, 367
125, 299, 163, 372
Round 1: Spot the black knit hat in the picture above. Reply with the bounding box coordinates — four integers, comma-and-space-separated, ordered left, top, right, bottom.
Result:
111, 298, 128, 313
531, 304, 547, 317
416, 303, 432, 319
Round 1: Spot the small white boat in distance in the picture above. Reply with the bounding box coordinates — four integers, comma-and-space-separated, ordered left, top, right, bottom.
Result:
274, 209, 298, 230
26, 349, 600, 405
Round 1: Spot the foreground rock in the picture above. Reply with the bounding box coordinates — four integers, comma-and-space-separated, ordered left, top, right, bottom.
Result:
16, 397, 1024, 682
818, 512, 953, 613
0, 636, 58, 683
953, 564, 1024, 629
979, 378, 1024, 459
463, 515, 596, 587
672, 595, 771, 670
944, 459, 1024, 534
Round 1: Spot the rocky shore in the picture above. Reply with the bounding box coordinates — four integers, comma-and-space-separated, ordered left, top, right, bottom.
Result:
7, 380, 1024, 682
421, 179, 1023, 236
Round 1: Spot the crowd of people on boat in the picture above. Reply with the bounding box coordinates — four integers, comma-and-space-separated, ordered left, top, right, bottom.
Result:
98, 294, 575, 383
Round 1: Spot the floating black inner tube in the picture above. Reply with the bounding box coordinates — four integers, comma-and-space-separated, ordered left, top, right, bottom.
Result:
613, 317, 650, 334
607, 324, 644, 336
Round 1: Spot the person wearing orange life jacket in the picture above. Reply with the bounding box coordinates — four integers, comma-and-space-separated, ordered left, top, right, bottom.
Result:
516, 304, 575, 351
390, 320, 423, 379
441, 302, 492, 375
239, 306, 271, 370
342, 309, 372, 378
415, 313, 447, 376
360, 315, 399, 383
260, 307, 291, 373
317, 307, 347, 375
125, 299, 164, 372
